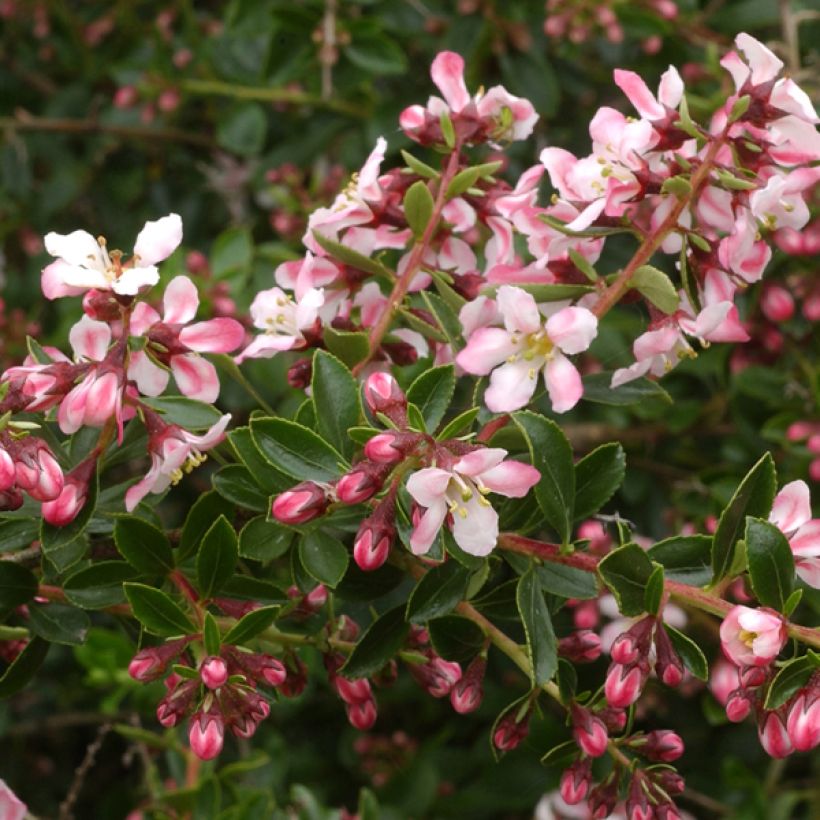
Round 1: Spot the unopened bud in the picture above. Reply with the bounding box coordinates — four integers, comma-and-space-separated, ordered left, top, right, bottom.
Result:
200, 656, 228, 689
272, 481, 328, 524
493, 710, 530, 752
364, 432, 406, 464
725, 689, 754, 722
559, 630, 601, 663
640, 729, 684, 762
347, 698, 377, 730
363, 372, 406, 420
559, 759, 591, 805
758, 710, 793, 758
450, 656, 486, 714
189, 710, 224, 760
336, 463, 387, 505
287, 357, 313, 389
571, 705, 609, 758
604, 662, 647, 708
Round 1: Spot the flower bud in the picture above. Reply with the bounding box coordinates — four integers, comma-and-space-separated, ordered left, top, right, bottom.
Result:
758, 710, 793, 758
353, 523, 393, 572
286, 357, 313, 389
336, 463, 387, 505
259, 656, 287, 687
272, 481, 328, 524
611, 633, 640, 665
128, 637, 191, 683
450, 656, 486, 714
189, 710, 225, 761
347, 698, 377, 731
558, 630, 601, 663
571, 705, 608, 758
0, 448, 15, 492
709, 658, 740, 706
626, 771, 653, 820
492, 710, 530, 752
654, 625, 685, 687
725, 688, 754, 722
335, 676, 373, 706
654, 768, 685, 795
363, 372, 406, 422
641, 729, 684, 762
12, 437, 63, 502
597, 706, 627, 734
786, 686, 820, 752
604, 662, 646, 708
587, 780, 619, 819
200, 656, 228, 689
760, 284, 795, 323
156, 679, 198, 727
364, 432, 406, 464
411, 656, 462, 698
559, 759, 592, 805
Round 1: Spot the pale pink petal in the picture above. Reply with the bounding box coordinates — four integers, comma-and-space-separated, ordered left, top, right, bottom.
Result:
458, 296, 499, 338
357, 137, 387, 202
234, 335, 299, 363
565, 199, 607, 232
163, 275, 199, 324
130, 301, 161, 336
185, 413, 232, 450
439, 236, 477, 273
61, 265, 110, 291
611, 359, 653, 388
128, 350, 169, 397
736, 33, 783, 86
484, 360, 538, 413
485, 216, 515, 267
795, 559, 820, 589
634, 325, 681, 360
295, 288, 325, 330
430, 51, 470, 112
84, 372, 120, 426
453, 449, 507, 477
171, 354, 220, 403
546, 306, 598, 354
180, 318, 245, 353
41, 261, 88, 300
125, 457, 163, 512
497, 285, 541, 335
451, 494, 499, 556
720, 51, 749, 92
44, 230, 106, 269
112, 266, 160, 296
442, 199, 477, 233
456, 327, 517, 376
770, 480, 811, 534
399, 105, 426, 132
544, 352, 583, 413
658, 66, 684, 108
69, 316, 111, 362
410, 501, 448, 555
479, 461, 540, 498
791, 520, 820, 559
540, 147, 578, 201
613, 69, 665, 120
58, 375, 95, 434
133, 213, 183, 266
406, 467, 453, 508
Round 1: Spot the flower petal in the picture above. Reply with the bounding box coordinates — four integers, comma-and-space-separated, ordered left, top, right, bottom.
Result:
133, 213, 183, 266
180, 318, 245, 353
163, 275, 199, 324
128, 350, 169, 397
41, 261, 89, 300
171, 354, 220, 403
430, 51, 471, 112
770, 480, 811, 535
69, 316, 111, 362
546, 306, 598, 354
497, 285, 541, 335
113, 266, 160, 296
484, 359, 538, 413
406, 467, 452, 508
544, 352, 583, 413
451, 494, 499, 556
479, 460, 540, 498
410, 501, 448, 556
456, 328, 517, 376
44, 230, 106, 269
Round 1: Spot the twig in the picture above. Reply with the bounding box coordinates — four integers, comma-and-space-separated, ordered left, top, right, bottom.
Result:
58, 722, 112, 820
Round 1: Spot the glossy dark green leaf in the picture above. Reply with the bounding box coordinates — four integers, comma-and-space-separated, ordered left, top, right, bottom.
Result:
0, 517, 39, 553
124, 583, 195, 637
712, 453, 777, 582
437, 407, 479, 441
665, 624, 708, 681
311, 232, 393, 280
517, 566, 558, 686
40, 470, 98, 562
745, 517, 794, 611
299, 531, 349, 589
203, 612, 222, 656
28, 602, 90, 645
406, 561, 471, 624
0, 637, 49, 698
312, 350, 361, 458
212, 464, 268, 512
644, 564, 665, 616
407, 365, 456, 433
323, 326, 372, 368
403, 179, 434, 238
251, 417, 346, 482
140, 396, 224, 429
228, 427, 291, 494
177, 490, 236, 561
582, 373, 672, 406
597, 543, 654, 616
114, 516, 174, 575
513, 411, 574, 545
197, 515, 239, 598
222, 605, 280, 646
573, 443, 626, 522
428, 616, 485, 664
341, 606, 408, 679
764, 653, 820, 709
537, 563, 598, 600
63, 561, 138, 609
238, 516, 293, 562
0, 561, 37, 613
647, 535, 712, 586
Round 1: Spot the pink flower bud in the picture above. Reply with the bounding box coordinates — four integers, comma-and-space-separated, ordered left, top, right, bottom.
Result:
558, 630, 602, 663
710, 659, 740, 706
786, 684, 820, 751
720, 605, 787, 668
571, 705, 609, 758
559, 759, 591, 805
347, 698, 377, 731
335, 676, 372, 706
450, 656, 486, 714
200, 656, 228, 689
364, 432, 405, 464
604, 662, 646, 708
492, 711, 530, 752
353, 525, 392, 572
0, 448, 15, 492
259, 656, 287, 687
230, 716, 258, 739
611, 633, 640, 664
654, 625, 685, 687
189, 710, 225, 760
271, 481, 328, 524
411, 656, 462, 698
725, 689, 754, 722
305, 584, 328, 610
587, 780, 619, 819
758, 710, 793, 758
113, 85, 138, 108
363, 372, 406, 416
760, 284, 795, 323
128, 652, 163, 682
642, 729, 684, 762
572, 599, 599, 629
336, 465, 384, 505
597, 706, 627, 734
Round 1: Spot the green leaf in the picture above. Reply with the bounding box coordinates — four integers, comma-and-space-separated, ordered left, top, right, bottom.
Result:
437, 407, 479, 441
197, 516, 239, 599
665, 624, 709, 681
0, 561, 37, 614
567, 248, 598, 282
0, 517, 39, 553
712, 453, 777, 582
644, 564, 665, 616
28, 602, 90, 646
406, 562, 471, 623
573, 443, 626, 522
513, 411, 574, 545
0, 637, 49, 698
445, 161, 502, 199
517, 566, 558, 686
344, 34, 407, 75
210, 227, 253, 279
540, 740, 579, 768
228, 427, 291, 494
63, 562, 137, 609
582, 372, 672, 406
598, 543, 654, 616
239, 516, 292, 561
401, 150, 439, 179
341, 606, 409, 679
140, 396, 223, 430
661, 175, 692, 197
311, 232, 394, 281
557, 658, 577, 703
178, 490, 236, 562
222, 605, 279, 646
40, 469, 98, 565
481, 283, 595, 302
439, 111, 456, 149
745, 517, 794, 611
628, 265, 680, 314
312, 350, 361, 458
203, 612, 221, 656
783, 588, 803, 617
764, 654, 820, 709
216, 102, 267, 156
648, 535, 712, 586
397, 306, 449, 343
406, 365, 455, 433
299, 531, 349, 588
404, 180, 435, 239
114, 516, 174, 576
323, 326, 372, 368
212, 464, 268, 512
124, 583, 195, 637
537, 563, 598, 600
251, 417, 346, 482
428, 616, 485, 664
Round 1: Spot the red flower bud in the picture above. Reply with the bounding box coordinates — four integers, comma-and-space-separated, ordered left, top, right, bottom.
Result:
571, 704, 609, 758
189, 710, 224, 760
272, 481, 328, 524
363, 372, 407, 422
640, 729, 684, 762
604, 661, 647, 708
200, 656, 229, 689
559, 759, 591, 805
450, 656, 486, 714
347, 698, 377, 731
786, 679, 820, 751
758, 710, 793, 758
558, 630, 602, 663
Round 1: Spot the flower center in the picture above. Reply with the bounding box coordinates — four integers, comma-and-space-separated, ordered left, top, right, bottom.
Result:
738, 628, 757, 648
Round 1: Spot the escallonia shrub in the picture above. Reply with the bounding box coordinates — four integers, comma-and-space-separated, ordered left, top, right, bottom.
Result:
0, 30, 818, 819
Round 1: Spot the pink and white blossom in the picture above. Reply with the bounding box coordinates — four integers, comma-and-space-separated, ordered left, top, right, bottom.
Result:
457, 285, 598, 413
405, 448, 539, 557
42, 213, 182, 299
719, 605, 787, 668
769, 480, 820, 589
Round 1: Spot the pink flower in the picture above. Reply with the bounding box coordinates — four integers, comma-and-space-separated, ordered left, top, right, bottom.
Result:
0, 779, 27, 820
42, 213, 182, 299
124, 412, 231, 511
405, 447, 539, 556
719, 605, 787, 668
128, 276, 244, 403
613, 65, 684, 122
457, 286, 598, 413
611, 323, 692, 388
234, 287, 324, 363
769, 480, 820, 588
